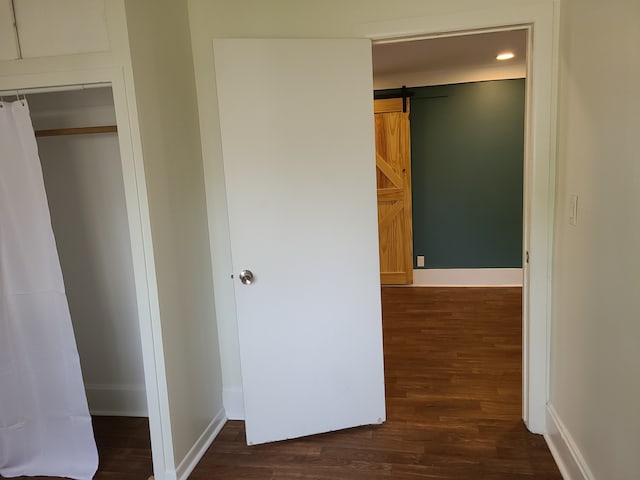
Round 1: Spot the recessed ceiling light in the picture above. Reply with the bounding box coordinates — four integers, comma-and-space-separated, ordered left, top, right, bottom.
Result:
496, 52, 515, 60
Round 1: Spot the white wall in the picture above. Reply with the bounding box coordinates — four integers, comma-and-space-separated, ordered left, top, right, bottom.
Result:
547, 0, 640, 478
124, 0, 224, 473
31, 88, 147, 416
187, 0, 555, 422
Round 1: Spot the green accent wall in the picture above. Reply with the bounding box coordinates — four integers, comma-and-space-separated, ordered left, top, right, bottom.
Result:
378, 79, 525, 269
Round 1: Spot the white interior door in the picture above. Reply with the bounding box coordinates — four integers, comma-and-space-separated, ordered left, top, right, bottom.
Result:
213, 39, 386, 445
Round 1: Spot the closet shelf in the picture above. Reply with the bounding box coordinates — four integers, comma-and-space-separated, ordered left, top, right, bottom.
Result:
35, 125, 117, 137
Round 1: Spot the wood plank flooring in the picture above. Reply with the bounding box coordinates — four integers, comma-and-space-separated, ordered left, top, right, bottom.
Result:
10, 287, 561, 479
8, 416, 153, 480
190, 287, 561, 479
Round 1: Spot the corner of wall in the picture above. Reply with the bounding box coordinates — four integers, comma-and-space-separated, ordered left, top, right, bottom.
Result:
174, 408, 227, 480
223, 387, 245, 420
544, 404, 595, 480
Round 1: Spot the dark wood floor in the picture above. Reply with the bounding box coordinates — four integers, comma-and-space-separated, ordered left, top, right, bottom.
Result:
190, 287, 561, 479
12, 287, 561, 479
9, 416, 153, 480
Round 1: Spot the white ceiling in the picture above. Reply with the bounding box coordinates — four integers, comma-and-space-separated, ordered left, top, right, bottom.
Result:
372, 29, 527, 77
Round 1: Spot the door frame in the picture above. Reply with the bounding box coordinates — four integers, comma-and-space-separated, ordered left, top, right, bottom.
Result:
356, 2, 558, 434
0, 67, 173, 477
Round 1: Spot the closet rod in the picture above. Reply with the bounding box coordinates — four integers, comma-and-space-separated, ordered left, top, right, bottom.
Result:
0, 82, 111, 97
35, 125, 117, 137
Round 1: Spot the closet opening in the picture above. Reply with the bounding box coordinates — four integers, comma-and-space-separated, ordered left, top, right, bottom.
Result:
5, 85, 153, 478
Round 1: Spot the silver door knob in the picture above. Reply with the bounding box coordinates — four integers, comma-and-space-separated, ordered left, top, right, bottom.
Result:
239, 270, 255, 285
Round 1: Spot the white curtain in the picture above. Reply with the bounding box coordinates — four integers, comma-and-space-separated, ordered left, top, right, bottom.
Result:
0, 99, 98, 479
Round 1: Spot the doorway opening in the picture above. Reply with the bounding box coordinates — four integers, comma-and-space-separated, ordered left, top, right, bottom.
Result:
371, 26, 532, 427
211, 4, 555, 449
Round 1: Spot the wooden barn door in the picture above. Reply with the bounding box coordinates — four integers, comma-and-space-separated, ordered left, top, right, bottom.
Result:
374, 98, 413, 285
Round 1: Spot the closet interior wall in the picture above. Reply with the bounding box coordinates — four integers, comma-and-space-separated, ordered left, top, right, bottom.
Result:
27, 87, 147, 417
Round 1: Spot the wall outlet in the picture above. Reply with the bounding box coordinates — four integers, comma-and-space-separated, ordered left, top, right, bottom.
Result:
416, 255, 425, 267
569, 194, 578, 226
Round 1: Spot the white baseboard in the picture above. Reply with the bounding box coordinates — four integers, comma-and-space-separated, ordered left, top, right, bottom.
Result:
411, 268, 523, 287
545, 404, 595, 480
174, 408, 227, 480
85, 383, 148, 417
223, 387, 245, 420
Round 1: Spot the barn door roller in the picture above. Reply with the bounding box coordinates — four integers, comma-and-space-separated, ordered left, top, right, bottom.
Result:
373, 85, 413, 113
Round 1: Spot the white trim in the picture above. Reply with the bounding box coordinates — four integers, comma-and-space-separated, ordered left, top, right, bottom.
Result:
545, 404, 595, 480
223, 387, 245, 420
117, 63, 176, 480
357, 2, 558, 435
173, 408, 227, 480
0, 82, 111, 96
85, 383, 148, 417
410, 268, 523, 287
356, 6, 540, 39
371, 24, 529, 44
